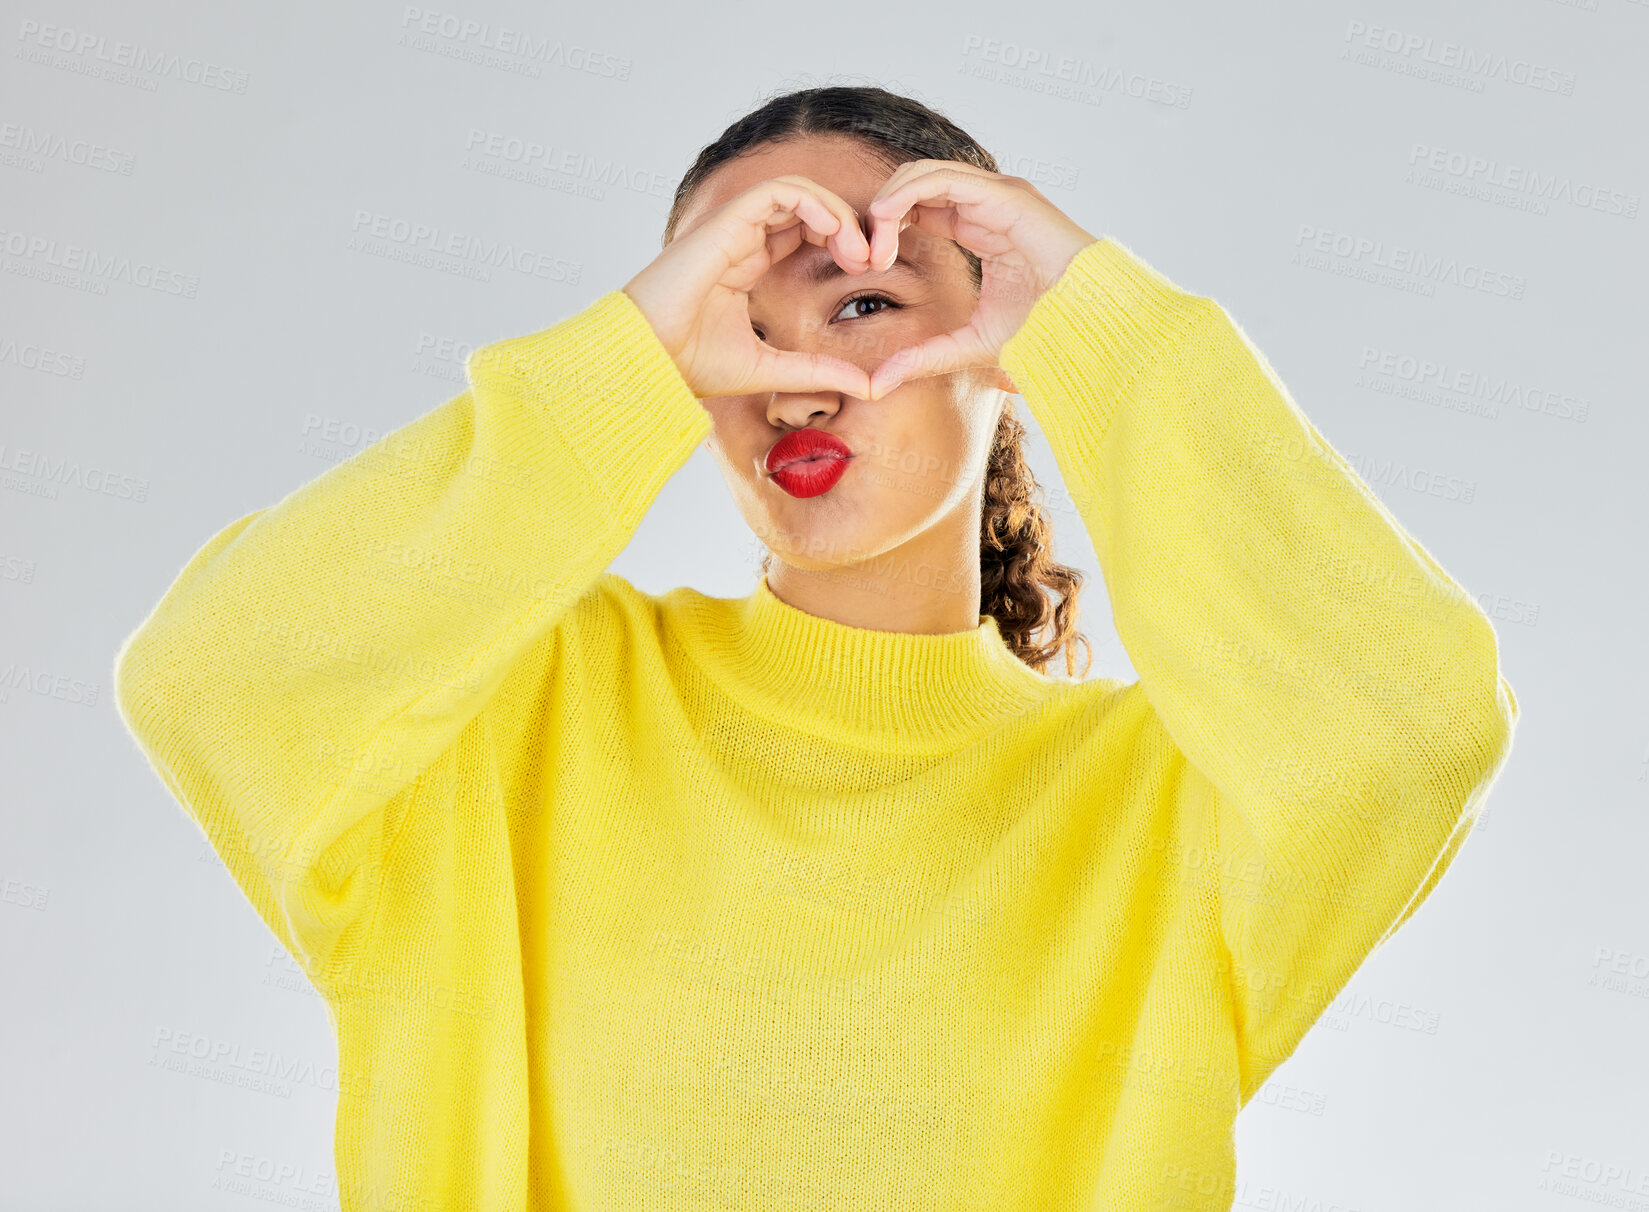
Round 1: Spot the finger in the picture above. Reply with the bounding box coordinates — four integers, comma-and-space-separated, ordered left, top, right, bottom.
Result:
867, 329, 992, 401
753, 186, 846, 260
762, 220, 806, 271
766, 176, 871, 269
857, 162, 930, 271
721, 178, 868, 281
795, 185, 873, 275
866, 208, 912, 275
868, 157, 996, 207
870, 166, 999, 226
864, 159, 961, 264
868, 168, 1014, 267
753, 347, 871, 398
865, 167, 926, 271
866, 161, 994, 268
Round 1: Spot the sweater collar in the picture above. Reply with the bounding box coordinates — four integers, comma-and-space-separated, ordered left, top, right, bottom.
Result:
672, 574, 1063, 746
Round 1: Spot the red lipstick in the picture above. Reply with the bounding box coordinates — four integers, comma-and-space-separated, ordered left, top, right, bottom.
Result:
763, 429, 855, 499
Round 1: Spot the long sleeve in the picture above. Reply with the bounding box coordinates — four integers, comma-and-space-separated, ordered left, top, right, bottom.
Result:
999, 237, 1519, 1101
112, 288, 712, 995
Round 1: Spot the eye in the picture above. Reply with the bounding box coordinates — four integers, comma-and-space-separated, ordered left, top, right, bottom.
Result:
752, 292, 902, 343
833, 291, 902, 322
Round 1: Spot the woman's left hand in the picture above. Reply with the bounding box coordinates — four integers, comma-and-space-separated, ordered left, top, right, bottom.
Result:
861, 161, 1099, 400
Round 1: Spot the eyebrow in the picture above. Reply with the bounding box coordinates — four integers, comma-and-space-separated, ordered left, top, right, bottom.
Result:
803, 252, 933, 286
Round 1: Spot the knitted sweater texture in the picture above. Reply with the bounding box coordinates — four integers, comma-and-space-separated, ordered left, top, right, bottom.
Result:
113, 237, 1518, 1211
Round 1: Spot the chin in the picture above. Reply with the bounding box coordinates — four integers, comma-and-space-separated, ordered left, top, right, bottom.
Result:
750, 515, 885, 573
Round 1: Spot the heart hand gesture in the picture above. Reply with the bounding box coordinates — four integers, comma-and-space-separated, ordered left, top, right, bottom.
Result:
859, 162, 1099, 400
621, 175, 877, 400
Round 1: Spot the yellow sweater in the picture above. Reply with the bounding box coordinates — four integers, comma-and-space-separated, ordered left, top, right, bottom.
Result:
113, 237, 1518, 1211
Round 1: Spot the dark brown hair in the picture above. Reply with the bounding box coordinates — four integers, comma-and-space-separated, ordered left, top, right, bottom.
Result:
664, 83, 1092, 679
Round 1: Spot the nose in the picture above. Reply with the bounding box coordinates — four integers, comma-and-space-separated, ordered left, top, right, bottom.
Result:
755, 311, 877, 425
765, 383, 842, 431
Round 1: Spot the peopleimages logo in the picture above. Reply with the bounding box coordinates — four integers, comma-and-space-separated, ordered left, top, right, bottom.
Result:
346, 209, 583, 285
1342, 19, 1577, 95
396, 8, 632, 80
1407, 143, 1638, 218
13, 19, 251, 93
0, 121, 136, 175
0, 226, 200, 298
1293, 224, 1527, 300
0, 440, 151, 503
148, 1026, 338, 1098
0, 335, 87, 379
1354, 345, 1590, 425
461, 129, 673, 199
959, 33, 1195, 108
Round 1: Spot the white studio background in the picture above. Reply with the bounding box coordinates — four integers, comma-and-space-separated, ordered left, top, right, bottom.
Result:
2, 1, 1644, 1208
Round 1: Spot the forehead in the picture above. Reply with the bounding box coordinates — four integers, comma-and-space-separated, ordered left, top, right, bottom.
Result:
675, 135, 899, 239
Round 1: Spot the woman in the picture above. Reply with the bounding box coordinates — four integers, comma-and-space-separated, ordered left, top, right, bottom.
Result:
114, 85, 1518, 1210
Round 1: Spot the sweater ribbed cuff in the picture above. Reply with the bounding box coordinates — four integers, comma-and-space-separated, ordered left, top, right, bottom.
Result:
999, 236, 1215, 463
463, 289, 713, 526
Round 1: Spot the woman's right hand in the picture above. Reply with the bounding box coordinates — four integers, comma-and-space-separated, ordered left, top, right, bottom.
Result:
621, 176, 876, 399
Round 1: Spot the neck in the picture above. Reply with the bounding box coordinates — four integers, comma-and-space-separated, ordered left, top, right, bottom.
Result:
668, 572, 1060, 746
763, 529, 985, 638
